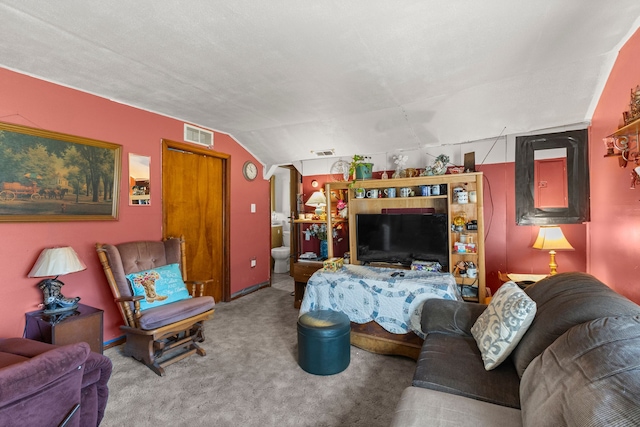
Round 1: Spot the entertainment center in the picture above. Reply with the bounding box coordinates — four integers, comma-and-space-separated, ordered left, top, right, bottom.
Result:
292, 172, 485, 358
293, 172, 486, 358
292, 172, 485, 303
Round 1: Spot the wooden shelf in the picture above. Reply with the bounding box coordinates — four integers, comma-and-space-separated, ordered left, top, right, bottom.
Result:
294, 218, 346, 224
351, 195, 448, 202
326, 172, 486, 302
612, 117, 640, 137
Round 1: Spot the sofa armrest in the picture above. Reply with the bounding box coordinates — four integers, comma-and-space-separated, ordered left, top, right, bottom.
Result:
421, 299, 487, 336
0, 342, 89, 406
80, 351, 112, 426
0, 338, 60, 358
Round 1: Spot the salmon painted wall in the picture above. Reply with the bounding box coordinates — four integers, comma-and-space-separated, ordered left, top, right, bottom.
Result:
477, 164, 587, 296
588, 28, 640, 304
0, 68, 271, 342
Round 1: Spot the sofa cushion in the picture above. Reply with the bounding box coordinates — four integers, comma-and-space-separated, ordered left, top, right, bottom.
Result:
391, 386, 522, 427
126, 263, 191, 310
0, 353, 29, 370
471, 282, 536, 370
412, 333, 521, 409
421, 299, 487, 336
520, 315, 640, 427
511, 272, 640, 377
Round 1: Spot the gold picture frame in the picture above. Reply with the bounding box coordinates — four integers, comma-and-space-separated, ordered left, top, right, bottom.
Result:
0, 121, 121, 222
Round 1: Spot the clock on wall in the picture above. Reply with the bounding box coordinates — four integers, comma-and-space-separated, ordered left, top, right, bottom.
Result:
242, 161, 258, 181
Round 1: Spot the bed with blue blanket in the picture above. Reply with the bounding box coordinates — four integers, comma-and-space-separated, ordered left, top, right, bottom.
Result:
299, 265, 463, 358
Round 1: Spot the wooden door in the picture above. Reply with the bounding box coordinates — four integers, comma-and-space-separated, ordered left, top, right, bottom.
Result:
162, 140, 230, 302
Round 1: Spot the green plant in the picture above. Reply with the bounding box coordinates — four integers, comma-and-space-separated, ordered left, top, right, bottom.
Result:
348, 154, 372, 187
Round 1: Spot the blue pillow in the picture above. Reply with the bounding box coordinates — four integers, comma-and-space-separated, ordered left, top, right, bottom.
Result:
126, 263, 191, 311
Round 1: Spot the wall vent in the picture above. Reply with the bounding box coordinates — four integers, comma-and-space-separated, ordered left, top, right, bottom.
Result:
184, 124, 214, 147
312, 148, 335, 157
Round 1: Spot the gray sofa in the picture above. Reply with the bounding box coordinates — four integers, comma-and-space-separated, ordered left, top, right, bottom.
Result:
391, 272, 640, 427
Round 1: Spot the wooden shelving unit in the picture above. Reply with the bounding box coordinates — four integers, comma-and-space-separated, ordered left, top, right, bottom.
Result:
325, 173, 486, 302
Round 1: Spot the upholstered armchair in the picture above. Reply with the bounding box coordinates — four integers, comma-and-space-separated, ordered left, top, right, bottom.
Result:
0, 338, 112, 427
95, 236, 215, 376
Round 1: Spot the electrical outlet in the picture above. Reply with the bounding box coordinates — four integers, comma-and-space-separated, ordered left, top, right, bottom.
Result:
250, 259, 256, 267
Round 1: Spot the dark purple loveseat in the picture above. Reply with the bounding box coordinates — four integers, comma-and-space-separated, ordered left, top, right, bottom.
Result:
0, 338, 112, 427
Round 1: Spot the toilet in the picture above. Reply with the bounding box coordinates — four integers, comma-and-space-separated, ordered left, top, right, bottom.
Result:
271, 230, 290, 273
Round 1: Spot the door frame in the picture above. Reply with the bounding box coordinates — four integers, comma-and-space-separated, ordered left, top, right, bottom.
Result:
161, 139, 231, 302
288, 165, 301, 274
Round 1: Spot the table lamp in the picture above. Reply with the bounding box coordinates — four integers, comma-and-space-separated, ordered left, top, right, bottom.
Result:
305, 191, 327, 218
532, 226, 574, 275
28, 247, 86, 314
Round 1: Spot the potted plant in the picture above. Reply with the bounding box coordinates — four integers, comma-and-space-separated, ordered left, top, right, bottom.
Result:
348, 155, 373, 183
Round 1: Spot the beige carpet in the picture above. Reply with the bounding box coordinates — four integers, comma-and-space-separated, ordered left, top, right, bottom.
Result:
100, 277, 416, 427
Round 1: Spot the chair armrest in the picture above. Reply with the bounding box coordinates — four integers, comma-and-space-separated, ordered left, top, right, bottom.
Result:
421, 299, 487, 336
0, 338, 58, 358
0, 342, 89, 406
114, 295, 144, 303
185, 279, 213, 297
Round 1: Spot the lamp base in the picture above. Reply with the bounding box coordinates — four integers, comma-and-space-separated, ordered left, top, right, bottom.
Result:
38, 278, 80, 314
548, 250, 558, 276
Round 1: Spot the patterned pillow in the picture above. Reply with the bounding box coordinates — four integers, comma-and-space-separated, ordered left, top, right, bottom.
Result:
471, 281, 537, 370
125, 263, 191, 311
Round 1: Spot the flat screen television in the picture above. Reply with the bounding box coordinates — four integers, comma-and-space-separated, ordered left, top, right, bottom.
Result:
356, 213, 449, 268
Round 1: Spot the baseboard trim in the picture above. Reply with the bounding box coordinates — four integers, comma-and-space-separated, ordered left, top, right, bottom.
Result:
230, 281, 270, 300
104, 335, 126, 349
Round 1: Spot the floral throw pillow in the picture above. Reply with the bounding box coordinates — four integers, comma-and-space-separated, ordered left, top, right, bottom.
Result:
125, 263, 191, 311
471, 281, 537, 370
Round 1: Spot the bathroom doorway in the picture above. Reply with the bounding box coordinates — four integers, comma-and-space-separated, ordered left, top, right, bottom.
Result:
270, 166, 297, 295
270, 166, 296, 273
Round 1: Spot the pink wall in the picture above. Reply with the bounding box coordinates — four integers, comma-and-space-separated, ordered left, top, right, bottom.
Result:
478, 164, 587, 296
0, 68, 271, 342
588, 28, 640, 303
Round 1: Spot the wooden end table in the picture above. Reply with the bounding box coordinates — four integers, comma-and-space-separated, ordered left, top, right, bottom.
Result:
24, 303, 104, 354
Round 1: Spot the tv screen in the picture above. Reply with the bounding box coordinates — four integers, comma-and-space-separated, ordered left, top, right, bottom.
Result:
356, 213, 449, 268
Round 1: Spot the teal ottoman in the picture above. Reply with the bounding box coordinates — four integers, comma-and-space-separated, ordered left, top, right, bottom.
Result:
297, 310, 351, 375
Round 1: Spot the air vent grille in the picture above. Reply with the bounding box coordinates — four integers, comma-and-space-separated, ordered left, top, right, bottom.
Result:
184, 124, 214, 147
312, 149, 335, 157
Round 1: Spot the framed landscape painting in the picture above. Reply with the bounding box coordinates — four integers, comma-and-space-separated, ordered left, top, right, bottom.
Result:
0, 121, 121, 222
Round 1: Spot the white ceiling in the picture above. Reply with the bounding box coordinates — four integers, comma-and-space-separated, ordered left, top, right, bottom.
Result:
0, 1, 639, 170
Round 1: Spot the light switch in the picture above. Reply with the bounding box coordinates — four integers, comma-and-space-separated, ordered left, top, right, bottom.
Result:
250, 203, 256, 213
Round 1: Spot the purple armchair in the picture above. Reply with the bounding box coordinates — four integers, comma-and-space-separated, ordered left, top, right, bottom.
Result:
0, 338, 111, 427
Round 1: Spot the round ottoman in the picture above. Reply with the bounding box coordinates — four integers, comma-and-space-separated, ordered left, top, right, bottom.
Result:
297, 310, 351, 375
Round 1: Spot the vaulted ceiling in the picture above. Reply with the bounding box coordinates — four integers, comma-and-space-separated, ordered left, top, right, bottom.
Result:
0, 1, 639, 170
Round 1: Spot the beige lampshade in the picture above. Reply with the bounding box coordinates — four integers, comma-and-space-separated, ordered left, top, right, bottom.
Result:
305, 191, 326, 208
28, 247, 87, 278
532, 226, 574, 251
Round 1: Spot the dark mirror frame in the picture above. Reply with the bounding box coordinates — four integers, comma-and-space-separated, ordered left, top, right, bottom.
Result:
515, 129, 590, 225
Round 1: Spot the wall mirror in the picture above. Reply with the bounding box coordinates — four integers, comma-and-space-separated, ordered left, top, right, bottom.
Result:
533, 147, 568, 209
128, 153, 150, 205
515, 129, 589, 225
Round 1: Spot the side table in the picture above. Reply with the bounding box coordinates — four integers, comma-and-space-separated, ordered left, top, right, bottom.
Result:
292, 260, 323, 308
24, 303, 104, 354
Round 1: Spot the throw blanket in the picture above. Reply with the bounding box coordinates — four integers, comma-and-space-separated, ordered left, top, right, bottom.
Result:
299, 265, 462, 338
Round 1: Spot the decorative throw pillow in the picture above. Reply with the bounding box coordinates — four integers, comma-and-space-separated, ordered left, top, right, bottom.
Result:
125, 263, 191, 311
471, 281, 537, 370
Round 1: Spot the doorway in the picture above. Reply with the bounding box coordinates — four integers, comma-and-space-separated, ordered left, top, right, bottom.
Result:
162, 140, 230, 302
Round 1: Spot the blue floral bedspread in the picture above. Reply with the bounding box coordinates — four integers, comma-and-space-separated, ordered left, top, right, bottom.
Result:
299, 265, 462, 338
